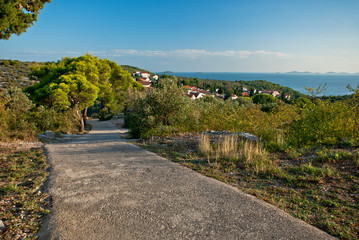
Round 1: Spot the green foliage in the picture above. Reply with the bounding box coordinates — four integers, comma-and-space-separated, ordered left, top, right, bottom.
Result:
0, 0, 51, 39
120, 65, 154, 75
0, 87, 78, 140
26, 54, 138, 113
1, 87, 36, 140
176, 77, 305, 99
346, 84, 359, 139
125, 79, 192, 138
253, 94, 278, 105
25, 54, 140, 131
288, 100, 356, 147
294, 97, 312, 108
288, 163, 334, 178
234, 97, 253, 107
260, 102, 277, 113
49, 74, 99, 111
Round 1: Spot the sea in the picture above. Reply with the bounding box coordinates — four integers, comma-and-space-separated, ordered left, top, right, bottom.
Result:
162, 72, 359, 96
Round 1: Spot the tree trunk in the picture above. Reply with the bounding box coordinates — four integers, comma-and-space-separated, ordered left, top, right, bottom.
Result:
76, 110, 85, 132
101, 99, 105, 110
83, 107, 88, 126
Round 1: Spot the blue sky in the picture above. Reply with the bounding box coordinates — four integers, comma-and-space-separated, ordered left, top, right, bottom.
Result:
1, 0, 358, 73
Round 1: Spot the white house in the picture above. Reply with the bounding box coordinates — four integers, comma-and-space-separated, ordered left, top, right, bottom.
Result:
140, 72, 150, 78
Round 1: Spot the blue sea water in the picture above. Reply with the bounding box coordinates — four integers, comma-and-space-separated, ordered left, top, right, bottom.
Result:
164, 72, 359, 96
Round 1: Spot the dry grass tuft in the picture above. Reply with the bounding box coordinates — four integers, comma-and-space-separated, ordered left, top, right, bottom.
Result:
217, 135, 239, 159
199, 134, 212, 156
199, 134, 279, 174
239, 141, 279, 174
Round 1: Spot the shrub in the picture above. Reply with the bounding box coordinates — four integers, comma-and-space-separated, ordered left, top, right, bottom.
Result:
2, 87, 36, 140
125, 80, 192, 138
288, 100, 355, 147
253, 94, 278, 105
261, 102, 277, 113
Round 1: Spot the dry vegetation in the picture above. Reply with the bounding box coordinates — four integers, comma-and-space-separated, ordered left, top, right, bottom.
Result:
0, 146, 50, 239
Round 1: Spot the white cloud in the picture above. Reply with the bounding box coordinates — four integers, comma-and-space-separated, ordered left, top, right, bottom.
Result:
21, 50, 82, 56
89, 49, 289, 59
19, 49, 290, 61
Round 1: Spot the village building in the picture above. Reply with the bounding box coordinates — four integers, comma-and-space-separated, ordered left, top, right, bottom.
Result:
231, 94, 238, 100
260, 89, 280, 97
140, 72, 150, 78
284, 93, 291, 100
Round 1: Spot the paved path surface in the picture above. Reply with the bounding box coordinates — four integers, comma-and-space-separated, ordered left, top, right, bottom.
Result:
38, 120, 335, 240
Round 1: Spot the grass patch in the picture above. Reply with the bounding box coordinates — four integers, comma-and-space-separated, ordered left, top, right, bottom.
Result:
136, 135, 359, 240
0, 147, 50, 239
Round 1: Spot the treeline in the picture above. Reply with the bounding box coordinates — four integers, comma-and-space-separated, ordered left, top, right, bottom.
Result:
125, 78, 359, 148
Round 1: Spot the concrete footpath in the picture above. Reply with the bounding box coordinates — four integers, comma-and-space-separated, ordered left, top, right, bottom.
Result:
38, 120, 335, 240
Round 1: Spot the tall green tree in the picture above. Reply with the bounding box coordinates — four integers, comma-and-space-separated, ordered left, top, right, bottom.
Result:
0, 0, 51, 40
49, 74, 99, 132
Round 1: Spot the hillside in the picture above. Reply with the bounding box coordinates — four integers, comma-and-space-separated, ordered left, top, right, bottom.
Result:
121, 65, 154, 75
173, 76, 305, 99
0, 59, 42, 89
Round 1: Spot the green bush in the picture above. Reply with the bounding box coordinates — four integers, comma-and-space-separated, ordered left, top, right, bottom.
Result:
0, 87, 79, 140
125, 80, 193, 138
288, 100, 355, 147
253, 94, 278, 104
2, 87, 36, 140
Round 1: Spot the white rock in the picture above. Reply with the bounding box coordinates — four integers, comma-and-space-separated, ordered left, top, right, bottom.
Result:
0, 220, 5, 230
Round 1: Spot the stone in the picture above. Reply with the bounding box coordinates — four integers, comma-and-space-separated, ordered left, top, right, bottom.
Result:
0, 220, 5, 231
37, 134, 48, 141
44, 131, 55, 139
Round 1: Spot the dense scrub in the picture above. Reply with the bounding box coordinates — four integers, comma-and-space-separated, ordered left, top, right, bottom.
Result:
0, 87, 78, 141
126, 79, 359, 148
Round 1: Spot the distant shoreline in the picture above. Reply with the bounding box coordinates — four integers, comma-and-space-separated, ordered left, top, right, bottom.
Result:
158, 72, 359, 96
159, 71, 359, 75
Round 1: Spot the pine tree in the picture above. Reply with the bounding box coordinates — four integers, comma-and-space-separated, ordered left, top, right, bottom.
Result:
0, 0, 51, 40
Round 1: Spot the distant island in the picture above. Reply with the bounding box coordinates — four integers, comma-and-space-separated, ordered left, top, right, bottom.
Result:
326, 71, 352, 75
286, 71, 313, 74
287, 71, 358, 75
